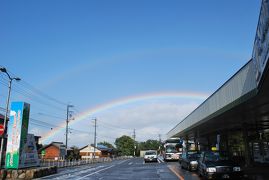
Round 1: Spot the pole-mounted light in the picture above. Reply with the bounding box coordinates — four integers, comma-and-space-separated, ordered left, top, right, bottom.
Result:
0, 67, 21, 167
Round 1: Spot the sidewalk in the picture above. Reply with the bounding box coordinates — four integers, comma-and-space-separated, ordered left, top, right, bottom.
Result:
243, 165, 269, 180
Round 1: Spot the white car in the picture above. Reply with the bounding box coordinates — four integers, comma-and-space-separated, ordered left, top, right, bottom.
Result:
144, 150, 158, 163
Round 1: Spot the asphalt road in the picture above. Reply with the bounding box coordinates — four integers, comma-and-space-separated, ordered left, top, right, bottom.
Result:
37, 158, 201, 180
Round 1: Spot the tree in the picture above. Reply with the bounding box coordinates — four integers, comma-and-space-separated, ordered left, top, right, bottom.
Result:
67, 146, 81, 160
139, 139, 161, 151
115, 135, 135, 156
98, 141, 115, 149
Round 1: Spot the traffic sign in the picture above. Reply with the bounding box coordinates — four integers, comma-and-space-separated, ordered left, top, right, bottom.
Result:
0, 124, 4, 136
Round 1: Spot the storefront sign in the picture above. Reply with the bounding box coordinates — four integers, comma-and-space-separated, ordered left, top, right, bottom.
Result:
252, 0, 269, 84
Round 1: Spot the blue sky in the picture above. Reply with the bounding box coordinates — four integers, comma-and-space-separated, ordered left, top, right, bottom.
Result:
0, 1, 261, 146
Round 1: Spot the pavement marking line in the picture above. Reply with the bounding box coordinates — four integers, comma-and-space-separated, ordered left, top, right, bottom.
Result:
76, 165, 115, 180
35, 165, 98, 179
157, 159, 161, 163
158, 157, 164, 163
117, 159, 129, 165
128, 162, 133, 165
168, 165, 184, 180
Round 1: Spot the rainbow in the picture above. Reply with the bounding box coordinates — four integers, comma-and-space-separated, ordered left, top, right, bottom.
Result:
39, 91, 209, 143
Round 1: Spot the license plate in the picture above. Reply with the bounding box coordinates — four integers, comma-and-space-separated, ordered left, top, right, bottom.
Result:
222, 174, 230, 179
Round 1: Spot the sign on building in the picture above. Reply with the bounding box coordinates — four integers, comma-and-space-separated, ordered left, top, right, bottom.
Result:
252, 0, 269, 84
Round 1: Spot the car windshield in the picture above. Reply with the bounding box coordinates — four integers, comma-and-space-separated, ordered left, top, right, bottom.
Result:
187, 153, 200, 159
145, 151, 157, 155
166, 146, 178, 153
205, 152, 228, 162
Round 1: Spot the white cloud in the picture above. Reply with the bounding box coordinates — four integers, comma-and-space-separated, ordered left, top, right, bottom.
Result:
68, 101, 200, 147
29, 100, 201, 148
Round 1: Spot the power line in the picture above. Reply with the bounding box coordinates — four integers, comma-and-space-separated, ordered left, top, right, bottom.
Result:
38, 112, 65, 120
0, 67, 67, 106
0, 73, 66, 112
18, 80, 67, 106
98, 120, 132, 131
30, 118, 62, 128
30, 122, 54, 129
96, 135, 117, 141
0, 79, 66, 112
69, 128, 91, 134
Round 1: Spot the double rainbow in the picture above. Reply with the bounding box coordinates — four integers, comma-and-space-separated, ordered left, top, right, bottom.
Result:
40, 91, 209, 143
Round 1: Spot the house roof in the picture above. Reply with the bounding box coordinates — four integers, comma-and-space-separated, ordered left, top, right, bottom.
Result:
97, 144, 108, 150
80, 145, 101, 153
39, 142, 66, 152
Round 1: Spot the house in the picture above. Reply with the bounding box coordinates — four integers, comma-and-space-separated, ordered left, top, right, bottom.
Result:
39, 142, 66, 160
80, 144, 115, 159
79, 145, 102, 159
97, 144, 115, 158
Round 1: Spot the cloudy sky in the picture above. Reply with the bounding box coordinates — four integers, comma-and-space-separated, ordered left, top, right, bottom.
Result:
0, 0, 261, 147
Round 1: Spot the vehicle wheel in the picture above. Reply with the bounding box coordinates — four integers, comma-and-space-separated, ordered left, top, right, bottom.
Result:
187, 165, 191, 171
198, 169, 202, 177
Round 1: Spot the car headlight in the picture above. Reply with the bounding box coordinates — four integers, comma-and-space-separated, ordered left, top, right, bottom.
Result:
206, 167, 216, 173
233, 167, 241, 172
190, 161, 198, 165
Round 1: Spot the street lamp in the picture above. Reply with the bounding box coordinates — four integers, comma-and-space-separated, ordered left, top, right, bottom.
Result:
0, 67, 21, 167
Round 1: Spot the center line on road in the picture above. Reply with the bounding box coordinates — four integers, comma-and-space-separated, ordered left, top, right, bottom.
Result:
168, 165, 184, 180
76, 165, 115, 180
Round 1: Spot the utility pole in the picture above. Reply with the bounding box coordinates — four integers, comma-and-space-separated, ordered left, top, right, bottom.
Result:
66, 104, 73, 154
93, 118, 97, 160
133, 129, 136, 157
158, 134, 162, 153
158, 134, 162, 143
0, 67, 21, 167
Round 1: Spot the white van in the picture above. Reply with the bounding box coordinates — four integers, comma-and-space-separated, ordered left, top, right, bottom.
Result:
144, 150, 158, 163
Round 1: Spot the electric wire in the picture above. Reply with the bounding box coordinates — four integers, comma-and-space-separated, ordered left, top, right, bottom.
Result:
0, 71, 66, 112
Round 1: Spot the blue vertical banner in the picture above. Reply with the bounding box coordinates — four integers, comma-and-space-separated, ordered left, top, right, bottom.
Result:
5, 102, 30, 169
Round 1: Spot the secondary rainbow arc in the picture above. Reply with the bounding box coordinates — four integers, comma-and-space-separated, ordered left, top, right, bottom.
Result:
39, 91, 209, 143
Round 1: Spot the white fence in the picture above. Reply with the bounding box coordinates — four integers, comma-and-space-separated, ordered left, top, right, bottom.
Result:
40, 157, 128, 168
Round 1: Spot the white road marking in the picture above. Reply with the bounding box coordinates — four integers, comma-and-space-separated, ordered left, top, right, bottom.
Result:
157, 159, 161, 163
128, 162, 133, 165
35, 166, 97, 179
76, 165, 115, 180
117, 159, 129, 165
158, 158, 164, 163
